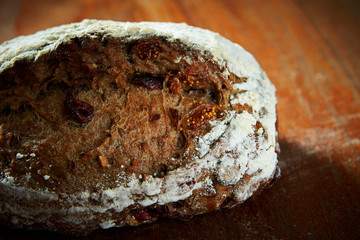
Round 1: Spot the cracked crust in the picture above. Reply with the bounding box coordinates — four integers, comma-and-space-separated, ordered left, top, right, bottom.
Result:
0, 20, 279, 235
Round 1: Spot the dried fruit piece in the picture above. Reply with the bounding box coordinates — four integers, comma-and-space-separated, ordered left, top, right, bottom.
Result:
129, 75, 163, 90
64, 83, 95, 124
65, 97, 94, 124
185, 104, 224, 129
149, 114, 160, 122
132, 209, 158, 221
136, 42, 161, 59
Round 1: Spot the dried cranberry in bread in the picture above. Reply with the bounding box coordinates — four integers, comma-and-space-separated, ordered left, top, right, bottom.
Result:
0, 20, 280, 235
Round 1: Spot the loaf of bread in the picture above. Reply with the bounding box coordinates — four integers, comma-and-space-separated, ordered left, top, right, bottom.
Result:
0, 20, 280, 235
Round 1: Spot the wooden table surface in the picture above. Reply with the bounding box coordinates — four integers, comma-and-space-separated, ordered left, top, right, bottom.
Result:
0, 0, 359, 239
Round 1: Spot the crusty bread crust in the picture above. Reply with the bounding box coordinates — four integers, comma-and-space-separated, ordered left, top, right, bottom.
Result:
0, 20, 279, 235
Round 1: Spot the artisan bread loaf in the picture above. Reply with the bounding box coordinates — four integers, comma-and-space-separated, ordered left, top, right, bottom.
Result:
0, 20, 279, 235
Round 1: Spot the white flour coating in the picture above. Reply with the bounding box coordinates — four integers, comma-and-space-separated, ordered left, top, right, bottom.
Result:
0, 20, 278, 230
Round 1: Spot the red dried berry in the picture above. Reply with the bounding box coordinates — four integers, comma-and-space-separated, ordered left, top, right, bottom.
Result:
132, 209, 158, 221
136, 42, 161, 59
130, 75, 163, 90
149, 114, 160, 122
65, 97, 94, 124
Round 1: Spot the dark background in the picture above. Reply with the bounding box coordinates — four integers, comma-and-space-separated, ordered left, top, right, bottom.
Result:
0, 0, 359, 239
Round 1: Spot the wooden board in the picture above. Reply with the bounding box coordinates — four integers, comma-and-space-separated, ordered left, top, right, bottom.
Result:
0, 0, 359, 239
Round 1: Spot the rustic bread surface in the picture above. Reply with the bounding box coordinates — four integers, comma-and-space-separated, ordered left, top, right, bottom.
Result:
0, 20, 279, 235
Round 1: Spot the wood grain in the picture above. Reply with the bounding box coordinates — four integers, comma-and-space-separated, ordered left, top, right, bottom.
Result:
0, 0, 359, 239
